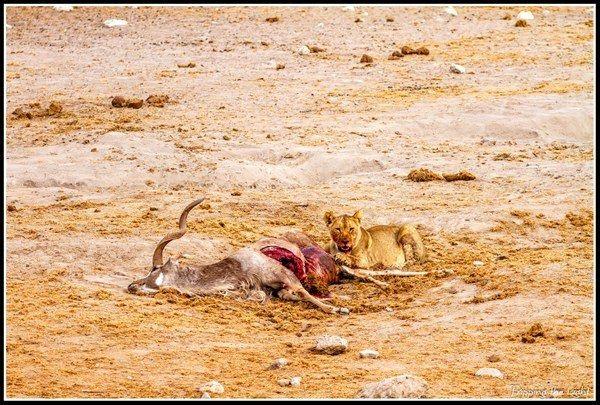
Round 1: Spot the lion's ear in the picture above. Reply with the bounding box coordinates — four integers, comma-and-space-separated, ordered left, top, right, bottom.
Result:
324, 211, 335, 226
352, 209, 363, 222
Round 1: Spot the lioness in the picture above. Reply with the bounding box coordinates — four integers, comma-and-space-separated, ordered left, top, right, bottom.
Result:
324, 210, 425, 269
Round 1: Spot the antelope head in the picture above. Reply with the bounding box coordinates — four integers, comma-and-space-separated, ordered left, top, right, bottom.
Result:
127, 198, 205, 295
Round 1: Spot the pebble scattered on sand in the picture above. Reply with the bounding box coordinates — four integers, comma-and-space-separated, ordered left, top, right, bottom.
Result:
359, 349, 380, 359
450, 63, 466, 74
314, 335, 348, 355
515, 20, 528, 27
298, 45, 311, 55
199, 380, 224, 394
358, 375, 428, 398
475, 368, 504, 379
265, 17, 279, 23
360, 54, 373, 63
339, 307, 350, 315
342, 5, 356, 12
103, 19, 128, 27
487, 354, 501, 363
473, 260, 484, 267
269, 358, 288, 369
177, 62, 196, 68
445, 6, 458, 17
517, 11, 534, 21
53, 5, 73, 11
290, 377, 302, 386
275, 63, 285, 70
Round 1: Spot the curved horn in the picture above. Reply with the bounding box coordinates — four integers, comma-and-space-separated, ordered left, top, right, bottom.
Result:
152, 198, 205, 267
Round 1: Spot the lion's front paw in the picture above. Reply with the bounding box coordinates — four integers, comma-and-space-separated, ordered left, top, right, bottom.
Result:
333, 253, 353, 267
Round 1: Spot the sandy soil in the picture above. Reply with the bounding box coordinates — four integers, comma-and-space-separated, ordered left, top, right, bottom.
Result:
5, 5, 595, 399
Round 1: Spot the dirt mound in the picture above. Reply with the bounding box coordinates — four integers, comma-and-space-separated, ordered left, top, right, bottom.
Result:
406, 168, 444, 182
12, 101, 63, 119
406, 169, 475, 182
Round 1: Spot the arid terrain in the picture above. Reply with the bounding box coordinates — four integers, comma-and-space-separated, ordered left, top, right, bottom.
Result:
5, 5, 595, 399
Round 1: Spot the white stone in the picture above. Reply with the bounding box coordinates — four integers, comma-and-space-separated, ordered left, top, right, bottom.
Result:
314, 335, 348, 355
475, 367, 504, 379
270, 358, 288, 369
199, 380, 224, 394
315, 22, 324, 29
53, 5, 73, 11
358, 375, 428, 398
342, 5, 356, 12
450, 63, 466, 74
473, 260, 484, 267
298, 45, 311, 55
359, 349, 380, 359
290, 376, 302, 386
339, 307, 350, 315
517, 11, 534, 21
103, 19, 128, 27
445, 6, 458, 17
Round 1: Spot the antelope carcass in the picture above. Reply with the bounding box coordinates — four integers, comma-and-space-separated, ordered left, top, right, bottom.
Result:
127, 198, 350, 314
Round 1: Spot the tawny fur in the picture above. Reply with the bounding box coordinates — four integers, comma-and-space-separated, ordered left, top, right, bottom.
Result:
324, 210, 426, 270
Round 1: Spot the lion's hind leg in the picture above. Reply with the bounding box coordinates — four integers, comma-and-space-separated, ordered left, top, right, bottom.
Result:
397, 224, 426, 264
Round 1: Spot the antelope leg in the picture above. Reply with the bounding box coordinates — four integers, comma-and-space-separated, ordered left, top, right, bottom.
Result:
286, 285, 346, 314
340, 265, 389, 290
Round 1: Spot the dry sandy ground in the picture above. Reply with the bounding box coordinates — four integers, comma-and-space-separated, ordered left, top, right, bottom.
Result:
5, 5, 595, 399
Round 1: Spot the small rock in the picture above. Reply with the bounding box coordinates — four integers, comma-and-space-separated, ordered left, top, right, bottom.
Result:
388, 51, 403, 60
290, 377, 301, 387
360, 54, 373, 63
354, 17, 362, 23
277, 378, 290, 387
275, 63, 285, 70
201, 392, 211, 399
298, 45, 311, 55
385, 307, 393, 312
450, 63, 466, 74
90, 148, 98, 152
445, 6, 458, 17
308, 45, 325, 53
126, 98, 143, 109
342, 5, 356, 12
199, 380, 224, 394
475, 367, 504, 379
516, 11, 534, 21
358, 375, 428, 398
314, 335, 348, 355
53, 5, 73, 11
502, 13, 512, 20
104, 19, 128, 27
7, 204, 18, 212
515, 19, 528, 27
386, 17, 394, 22
231, 190, 242, 196
487, 354, 501, 363
177, 62, 196, 68
265, 17, 279, 23
146, 94, 170, 107
473, 260, 484, 267
111, 96, 127, 108
339, 307, 350, 315
223, 135, 231, 140
359, 349, 380, 359
269, 358, 288, 369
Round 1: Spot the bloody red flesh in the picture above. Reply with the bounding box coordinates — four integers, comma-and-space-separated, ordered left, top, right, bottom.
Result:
259, 232, 340, 297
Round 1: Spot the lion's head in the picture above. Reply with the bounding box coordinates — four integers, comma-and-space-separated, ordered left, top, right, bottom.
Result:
323, 210, 363, 253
